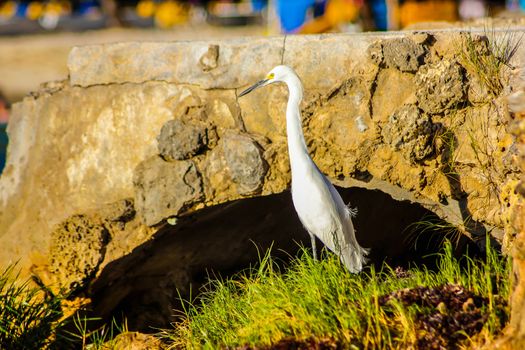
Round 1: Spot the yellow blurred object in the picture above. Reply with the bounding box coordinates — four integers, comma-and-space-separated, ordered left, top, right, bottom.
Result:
137, 0, 156, 18
44, 1, 63, 15
300, 0, 361, 34
26, 1, 44, 20
59, 0, 72, 14
325, 0, 360, 25
155, 1, 188, 28
400, 0, 458, 28
0, 1, 17, 19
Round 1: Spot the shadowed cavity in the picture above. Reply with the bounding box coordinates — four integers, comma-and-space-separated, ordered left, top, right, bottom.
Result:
87, 187, 478, 332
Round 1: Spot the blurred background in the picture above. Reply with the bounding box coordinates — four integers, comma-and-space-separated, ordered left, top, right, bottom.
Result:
0, 0, 524, 171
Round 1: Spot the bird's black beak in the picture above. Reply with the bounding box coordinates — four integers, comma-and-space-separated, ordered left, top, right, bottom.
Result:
238, 79, 269, 97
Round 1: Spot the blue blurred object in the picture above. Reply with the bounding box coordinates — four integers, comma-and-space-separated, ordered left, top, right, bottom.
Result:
15, 2, 27, 18
370, 0, 388, 31
77, 0, 100, 15
506, 0, 525, 10
276, 0, 315, 33
0, 124, 7, 174
251, 0, 267, 12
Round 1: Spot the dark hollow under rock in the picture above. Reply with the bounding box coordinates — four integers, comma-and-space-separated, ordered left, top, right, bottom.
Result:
86, 188, 476, 332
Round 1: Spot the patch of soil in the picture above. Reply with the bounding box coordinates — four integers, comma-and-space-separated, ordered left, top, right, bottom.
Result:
378, 283, 507, 349
238, 337, 342, 350
237, 283, 506, 350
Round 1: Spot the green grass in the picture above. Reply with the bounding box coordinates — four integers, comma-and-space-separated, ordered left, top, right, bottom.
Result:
0, 263, 131, 349
459, 27, 522, 97
0, 242, 510, 350
0, 265, 65, 349
162, 242, 510, 349
65, 315, 129, 350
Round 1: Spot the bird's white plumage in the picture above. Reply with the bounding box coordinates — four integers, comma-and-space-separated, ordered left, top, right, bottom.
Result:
240, 65, 368, 273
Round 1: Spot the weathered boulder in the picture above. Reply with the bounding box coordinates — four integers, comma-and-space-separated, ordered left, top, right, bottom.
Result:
0, 29, 523, 332
50, 214, 110, 293
133, 157, 204, 226
381, 104, 436, 163
48, 198, 137, 290
157, 119, 208, 161
380, 37, 428, 72
415, 60, 466, 114
220, 132, 268, 195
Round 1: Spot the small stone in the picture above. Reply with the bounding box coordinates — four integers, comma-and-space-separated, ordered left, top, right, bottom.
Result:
207, 99, 237, 131
411, 32, 432, 45
437, 301, 448, 314
199, 44, 219, 72
103, 198, 136, 223
462, 297, 475, 312
355, 115, 368, 132
508, 90, 525, 114
516, 181, 525, 197
367, 41, 383, 66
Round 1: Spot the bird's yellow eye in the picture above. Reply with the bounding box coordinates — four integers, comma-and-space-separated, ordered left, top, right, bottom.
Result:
266, 73, 275, 80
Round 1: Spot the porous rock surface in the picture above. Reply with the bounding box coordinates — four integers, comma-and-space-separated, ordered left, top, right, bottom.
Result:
156, 119, 209, 161
0, 30, 524, 332
495, 67, 525, 349
380, 104, 435, 163
415, 60, 467, 114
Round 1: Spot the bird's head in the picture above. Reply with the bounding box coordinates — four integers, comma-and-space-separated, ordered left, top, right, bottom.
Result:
239, 65, 297, 97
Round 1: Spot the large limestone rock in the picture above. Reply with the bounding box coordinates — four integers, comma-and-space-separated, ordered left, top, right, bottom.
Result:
494, 67, 525, 349
0, 29, 524, 331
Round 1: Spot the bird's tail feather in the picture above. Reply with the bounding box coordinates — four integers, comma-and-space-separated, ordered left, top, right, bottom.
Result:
339, 206, 369, 273
340, 241, 369, 273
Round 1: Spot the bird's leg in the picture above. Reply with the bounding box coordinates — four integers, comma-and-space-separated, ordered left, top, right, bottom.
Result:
309, 233, 318, 260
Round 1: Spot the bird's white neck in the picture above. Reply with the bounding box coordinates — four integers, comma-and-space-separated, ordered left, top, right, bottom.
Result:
283, 75, 311, 175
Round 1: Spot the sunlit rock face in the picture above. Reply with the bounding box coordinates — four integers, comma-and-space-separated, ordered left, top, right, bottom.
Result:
498, 68, 525, 349
0, 30, 523, 332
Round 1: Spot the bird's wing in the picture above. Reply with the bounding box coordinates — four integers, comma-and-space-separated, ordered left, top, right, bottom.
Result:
322, 175, 369, 272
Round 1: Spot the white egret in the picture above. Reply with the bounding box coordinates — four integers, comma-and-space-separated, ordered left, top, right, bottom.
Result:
239, 65, 368, 273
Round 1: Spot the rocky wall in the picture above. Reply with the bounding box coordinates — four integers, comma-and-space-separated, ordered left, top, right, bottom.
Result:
0, 29, 524, 329
495, 62, 525, 349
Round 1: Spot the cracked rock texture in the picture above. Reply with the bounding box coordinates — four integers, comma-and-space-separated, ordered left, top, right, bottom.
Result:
381, 104, 435, 163
415, 60, 467, 114
157, 119, 208, 161
0, 30, 524, 332
495, 69, 525, 349
134, 157, 203, 226
50, 214, 110, 293
379, 37, 428, 72
220, 132, 268, 195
